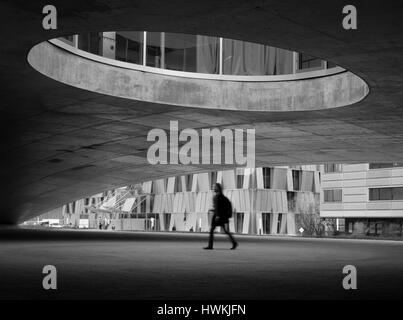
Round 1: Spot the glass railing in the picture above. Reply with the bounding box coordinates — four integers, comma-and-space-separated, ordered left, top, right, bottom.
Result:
57, 31, 340, 77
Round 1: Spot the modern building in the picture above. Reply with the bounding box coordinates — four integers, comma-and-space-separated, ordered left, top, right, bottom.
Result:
320, 163, 403, 237
34, 166, 320, 236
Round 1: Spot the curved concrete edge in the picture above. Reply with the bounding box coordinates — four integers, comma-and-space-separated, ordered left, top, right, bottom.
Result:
28, 41, 369, 112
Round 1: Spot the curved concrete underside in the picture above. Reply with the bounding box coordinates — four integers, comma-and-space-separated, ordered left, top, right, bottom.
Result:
28, 41, 368, 112
1, 0, 403, 223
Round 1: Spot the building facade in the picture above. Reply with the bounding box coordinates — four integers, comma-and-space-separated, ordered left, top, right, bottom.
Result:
320, 163, 403, 237
30, 166, 321, 236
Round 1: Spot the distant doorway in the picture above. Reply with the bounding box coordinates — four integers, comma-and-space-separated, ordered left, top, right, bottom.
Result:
262, 213, 271, 234
235, 212, 244, 233
146, 213, 160, 231
164, 213, 171, 231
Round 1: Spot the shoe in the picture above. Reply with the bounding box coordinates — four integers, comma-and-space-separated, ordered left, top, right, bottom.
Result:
203, 246, 213, 250
231, 242, 238, 250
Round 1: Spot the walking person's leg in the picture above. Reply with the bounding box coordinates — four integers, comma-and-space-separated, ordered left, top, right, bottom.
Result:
204, 216, 217, 249
223, 223, 238, 249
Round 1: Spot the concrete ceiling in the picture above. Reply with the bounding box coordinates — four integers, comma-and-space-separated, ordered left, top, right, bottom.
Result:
1, 0, 403, 223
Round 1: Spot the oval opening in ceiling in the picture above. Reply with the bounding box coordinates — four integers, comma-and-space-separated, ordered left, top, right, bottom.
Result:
28, 31, 369, 112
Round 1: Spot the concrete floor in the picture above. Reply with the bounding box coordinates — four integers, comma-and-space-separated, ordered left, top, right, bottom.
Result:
0, 228, 402, 300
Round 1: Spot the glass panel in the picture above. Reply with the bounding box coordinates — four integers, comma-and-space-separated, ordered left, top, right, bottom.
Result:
263, 168, 271, 189
262, 213, 271, 234
59, 35, 74, 45
223, 39, 293, 75
165, 33, 197, 72
196, 35, 219, 74
292, 170, 301, 191
236, 212, 244, 233
379, 188, 392, 200
369, 162, 403, 169
71, 32, 333, 75
327, 61, 337, 68
115, 32, 143, 64
146, 32, 219, 73
89, 33, 101, 55
146, 32, 163, 68
115, 33, 127, 62
298, 53, 323, 70
78, 33, 101, 55
334, 189, 342, 202
324, 189, 342, 202
78, 33, 90, 51
287, 192, 296, 212
324, 190, 331, 202
369, 188, 380, 201
393, 187, 403, 200
210, 172, 217, 188
236, 173, 244, 189
127, 32, 143, 64
324, 163, 342, 173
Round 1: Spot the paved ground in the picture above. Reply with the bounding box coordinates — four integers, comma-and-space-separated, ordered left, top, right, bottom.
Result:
0, 227, 402, 300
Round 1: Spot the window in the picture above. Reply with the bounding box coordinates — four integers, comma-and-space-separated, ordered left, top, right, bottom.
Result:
263, 168, 271, 189
59, 35, 74, 45
287, 192, 296, 212
298, 53, 324, 70
174, 177, 182, 193
146, 32, 163, 68
235, 212, 244, 233
292, 170, 301, 191
209, 171, 217, 189
369, 187, 403, 200
236, 168, 244, 189
146, 32, 219, 73
327, 61, 337, 68
369, 163, 403, 169
186, 174, 193, 192
324, 164, 342, 173
323, 189, 342, 202
277, 213, 282, 233
164, 33, 197, 72
140, 197, 147, 213
223, 39, 293, 75
115, 31, 143, 64
78, 33, 102, 55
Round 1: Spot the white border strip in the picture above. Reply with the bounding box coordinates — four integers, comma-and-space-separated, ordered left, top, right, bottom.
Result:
49, 38, 346, 82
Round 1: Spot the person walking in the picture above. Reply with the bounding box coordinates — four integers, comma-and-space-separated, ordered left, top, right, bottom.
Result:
204, 183, 238, 250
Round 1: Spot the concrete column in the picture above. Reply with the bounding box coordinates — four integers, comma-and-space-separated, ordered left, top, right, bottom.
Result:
286, 213, 296, 235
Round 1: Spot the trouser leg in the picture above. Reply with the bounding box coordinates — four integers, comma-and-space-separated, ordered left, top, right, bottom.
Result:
223, 224, 236, 244
208, 222, 216, 247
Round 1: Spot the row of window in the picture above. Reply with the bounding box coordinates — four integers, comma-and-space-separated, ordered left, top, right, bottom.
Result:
368, 163, 403, 169
369, 187, 403, 201
323, 187, 403, 202
323, 189, 342, 202
61, 32, 328, 76
168, 168, 309, 192
324, 163, 342, 173
323, 163, 403, 173
262, 168, 303, 191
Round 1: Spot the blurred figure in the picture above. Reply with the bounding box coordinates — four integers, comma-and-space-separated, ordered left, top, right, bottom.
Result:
204, 183, 238, 250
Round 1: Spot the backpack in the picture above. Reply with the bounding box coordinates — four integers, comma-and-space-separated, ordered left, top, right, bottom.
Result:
223, 196, 233, 218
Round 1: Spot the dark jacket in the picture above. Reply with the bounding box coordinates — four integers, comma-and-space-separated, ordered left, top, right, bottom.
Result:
213, 193, 230, 224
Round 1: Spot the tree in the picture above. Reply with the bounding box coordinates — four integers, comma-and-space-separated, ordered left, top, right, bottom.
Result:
298, 203, 325, 237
